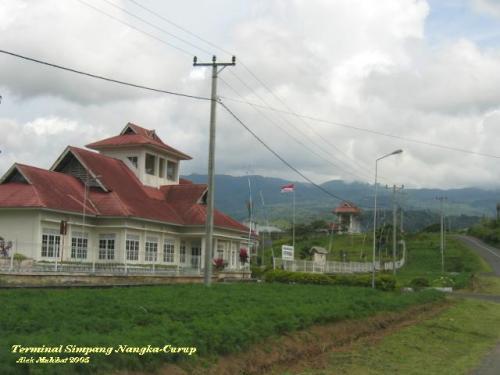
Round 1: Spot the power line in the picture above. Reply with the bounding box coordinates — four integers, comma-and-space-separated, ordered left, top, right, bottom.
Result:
75, 0, 194, 57
90, 0, 500, 161
219, 101, 351, 203
125, 0, 234, 58
219, 76, 374, 182
220, 96, 500, 159
98, 0, 213, 56
87, 0, 376, 180
0, 49, 211, 101
225, 71, 376, 181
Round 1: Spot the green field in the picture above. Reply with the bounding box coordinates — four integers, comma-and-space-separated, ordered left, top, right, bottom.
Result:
265, 232, 491, 289
292, 298, 500, 375
0, 284, 443, 374
395, 233, 491, 287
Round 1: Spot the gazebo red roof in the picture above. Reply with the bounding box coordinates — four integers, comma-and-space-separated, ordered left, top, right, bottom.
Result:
334, 201, 361, 214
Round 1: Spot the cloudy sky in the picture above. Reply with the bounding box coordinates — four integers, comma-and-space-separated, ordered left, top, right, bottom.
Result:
1, 0, 500, 189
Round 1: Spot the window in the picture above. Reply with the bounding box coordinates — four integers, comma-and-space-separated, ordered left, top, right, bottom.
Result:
159, 158, 166, 178
41, 229, 60, 258
216, 240, 226, 259
230, 242, 237, 267
127, 156, 138, 168
191, 242, 201, 268
145, 153, 156, 175
71, 231, 88, 259
163, 239, 175, 263
180, 241, 187, 263
99, 234, 115, 260
126, 234, 140, 261
145, 237, 158, 262
167, 160, 177, 180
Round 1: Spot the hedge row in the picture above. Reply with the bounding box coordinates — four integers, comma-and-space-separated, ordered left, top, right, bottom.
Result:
264, 270, 396, 291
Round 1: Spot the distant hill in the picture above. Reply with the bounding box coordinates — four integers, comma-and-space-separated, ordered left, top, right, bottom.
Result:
183, 174, 500, 231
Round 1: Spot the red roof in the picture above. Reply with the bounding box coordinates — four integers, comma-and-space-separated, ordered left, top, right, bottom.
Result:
86, 123, 192, 160
334, 201, 361, 214
0, 148, 248, 233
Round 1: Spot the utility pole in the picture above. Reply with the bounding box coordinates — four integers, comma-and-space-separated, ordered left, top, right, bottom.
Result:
386, 184, 403, 275
436, 196, 447, 273
391, 185, 404, 275
193, 55, 236, 287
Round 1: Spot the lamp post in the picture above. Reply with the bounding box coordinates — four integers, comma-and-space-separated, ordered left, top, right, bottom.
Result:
372, 149, 403, 289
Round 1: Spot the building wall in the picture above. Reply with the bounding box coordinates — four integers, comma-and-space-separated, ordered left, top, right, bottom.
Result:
0, 209, 40, 258
0, 209, 253, 268
100, 148, 181, 188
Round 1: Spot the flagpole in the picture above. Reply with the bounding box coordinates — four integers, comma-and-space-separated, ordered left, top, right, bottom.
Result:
292, 188, 295, 249
247, 175, 253, 264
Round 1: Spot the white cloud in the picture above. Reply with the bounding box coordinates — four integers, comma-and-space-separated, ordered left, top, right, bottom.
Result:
1, 0, 500, 190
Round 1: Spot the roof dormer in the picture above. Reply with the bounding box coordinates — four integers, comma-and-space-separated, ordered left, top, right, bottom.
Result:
85, 123, 191, 188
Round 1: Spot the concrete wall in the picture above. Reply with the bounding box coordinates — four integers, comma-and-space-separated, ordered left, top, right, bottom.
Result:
0, 209, 40, 258
101, 148, 181, 188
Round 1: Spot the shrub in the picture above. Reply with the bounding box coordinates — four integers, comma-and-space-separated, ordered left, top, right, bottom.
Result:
264, 270, 396, 291
410, 277, 430, 290
431, 276, 455, 287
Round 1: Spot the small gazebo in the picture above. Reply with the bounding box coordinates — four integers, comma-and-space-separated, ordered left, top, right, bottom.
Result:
333, 202, 361, 234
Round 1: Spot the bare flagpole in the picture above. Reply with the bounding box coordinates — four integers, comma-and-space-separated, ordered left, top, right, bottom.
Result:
292, 187, 296, 250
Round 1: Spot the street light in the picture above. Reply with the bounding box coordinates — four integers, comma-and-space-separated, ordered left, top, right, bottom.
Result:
372, 149, 403, 288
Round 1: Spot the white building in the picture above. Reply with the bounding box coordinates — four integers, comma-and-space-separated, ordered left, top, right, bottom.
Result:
0, 123, 254, 272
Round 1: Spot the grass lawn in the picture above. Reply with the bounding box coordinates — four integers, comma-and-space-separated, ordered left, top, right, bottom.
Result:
270, 233, 372, 262
292, 298, 500, 375
0, 284, 443, 374
468, 274, 500, 295
394, 233, 492, 288
269, 232, 491, 289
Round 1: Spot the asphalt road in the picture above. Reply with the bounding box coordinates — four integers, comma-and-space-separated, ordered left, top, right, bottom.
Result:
454, 235, 500, 375
455, 235, 500, 276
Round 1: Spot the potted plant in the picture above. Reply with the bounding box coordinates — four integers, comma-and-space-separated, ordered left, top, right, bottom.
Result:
212, 257, 227, 271
239, 248, 249, 264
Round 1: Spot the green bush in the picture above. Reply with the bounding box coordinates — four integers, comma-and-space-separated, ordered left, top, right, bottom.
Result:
264, 270, 396, 291
410, 277, 430, 290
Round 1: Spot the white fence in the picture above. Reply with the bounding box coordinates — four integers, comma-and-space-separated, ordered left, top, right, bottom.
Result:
273, 241, 406, 274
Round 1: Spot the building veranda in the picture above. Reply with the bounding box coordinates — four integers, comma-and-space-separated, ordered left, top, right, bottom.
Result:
0, 123, 255, 276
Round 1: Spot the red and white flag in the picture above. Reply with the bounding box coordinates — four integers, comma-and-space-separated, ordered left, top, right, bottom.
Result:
280, 183, 295, 193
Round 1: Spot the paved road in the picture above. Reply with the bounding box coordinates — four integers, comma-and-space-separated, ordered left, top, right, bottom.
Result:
454, 235, 500, 375
455, 235, 500, 276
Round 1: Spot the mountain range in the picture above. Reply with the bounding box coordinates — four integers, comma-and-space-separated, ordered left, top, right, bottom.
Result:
183, 174, 500, 231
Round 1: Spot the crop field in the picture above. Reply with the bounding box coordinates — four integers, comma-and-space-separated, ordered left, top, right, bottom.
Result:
0, 284, 443, 374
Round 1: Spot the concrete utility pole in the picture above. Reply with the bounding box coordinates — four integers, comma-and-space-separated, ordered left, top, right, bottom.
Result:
372, 149, 403, 289
390, 184, 404, 275
436, 196, 447, 273
193, 55, 236, 287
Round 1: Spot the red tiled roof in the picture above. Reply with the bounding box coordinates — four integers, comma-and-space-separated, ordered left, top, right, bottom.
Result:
0, 164, 97, 214
334, 201, 361, 214
86, 122, 192, 160
0, 148, 248, 234
179, 178, 193, 185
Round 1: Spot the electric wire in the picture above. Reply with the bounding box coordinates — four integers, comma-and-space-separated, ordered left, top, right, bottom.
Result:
219, 101, 351, 203
0, 49, 211, 101
219, 76, 374, 182
75, 0, 194, 57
